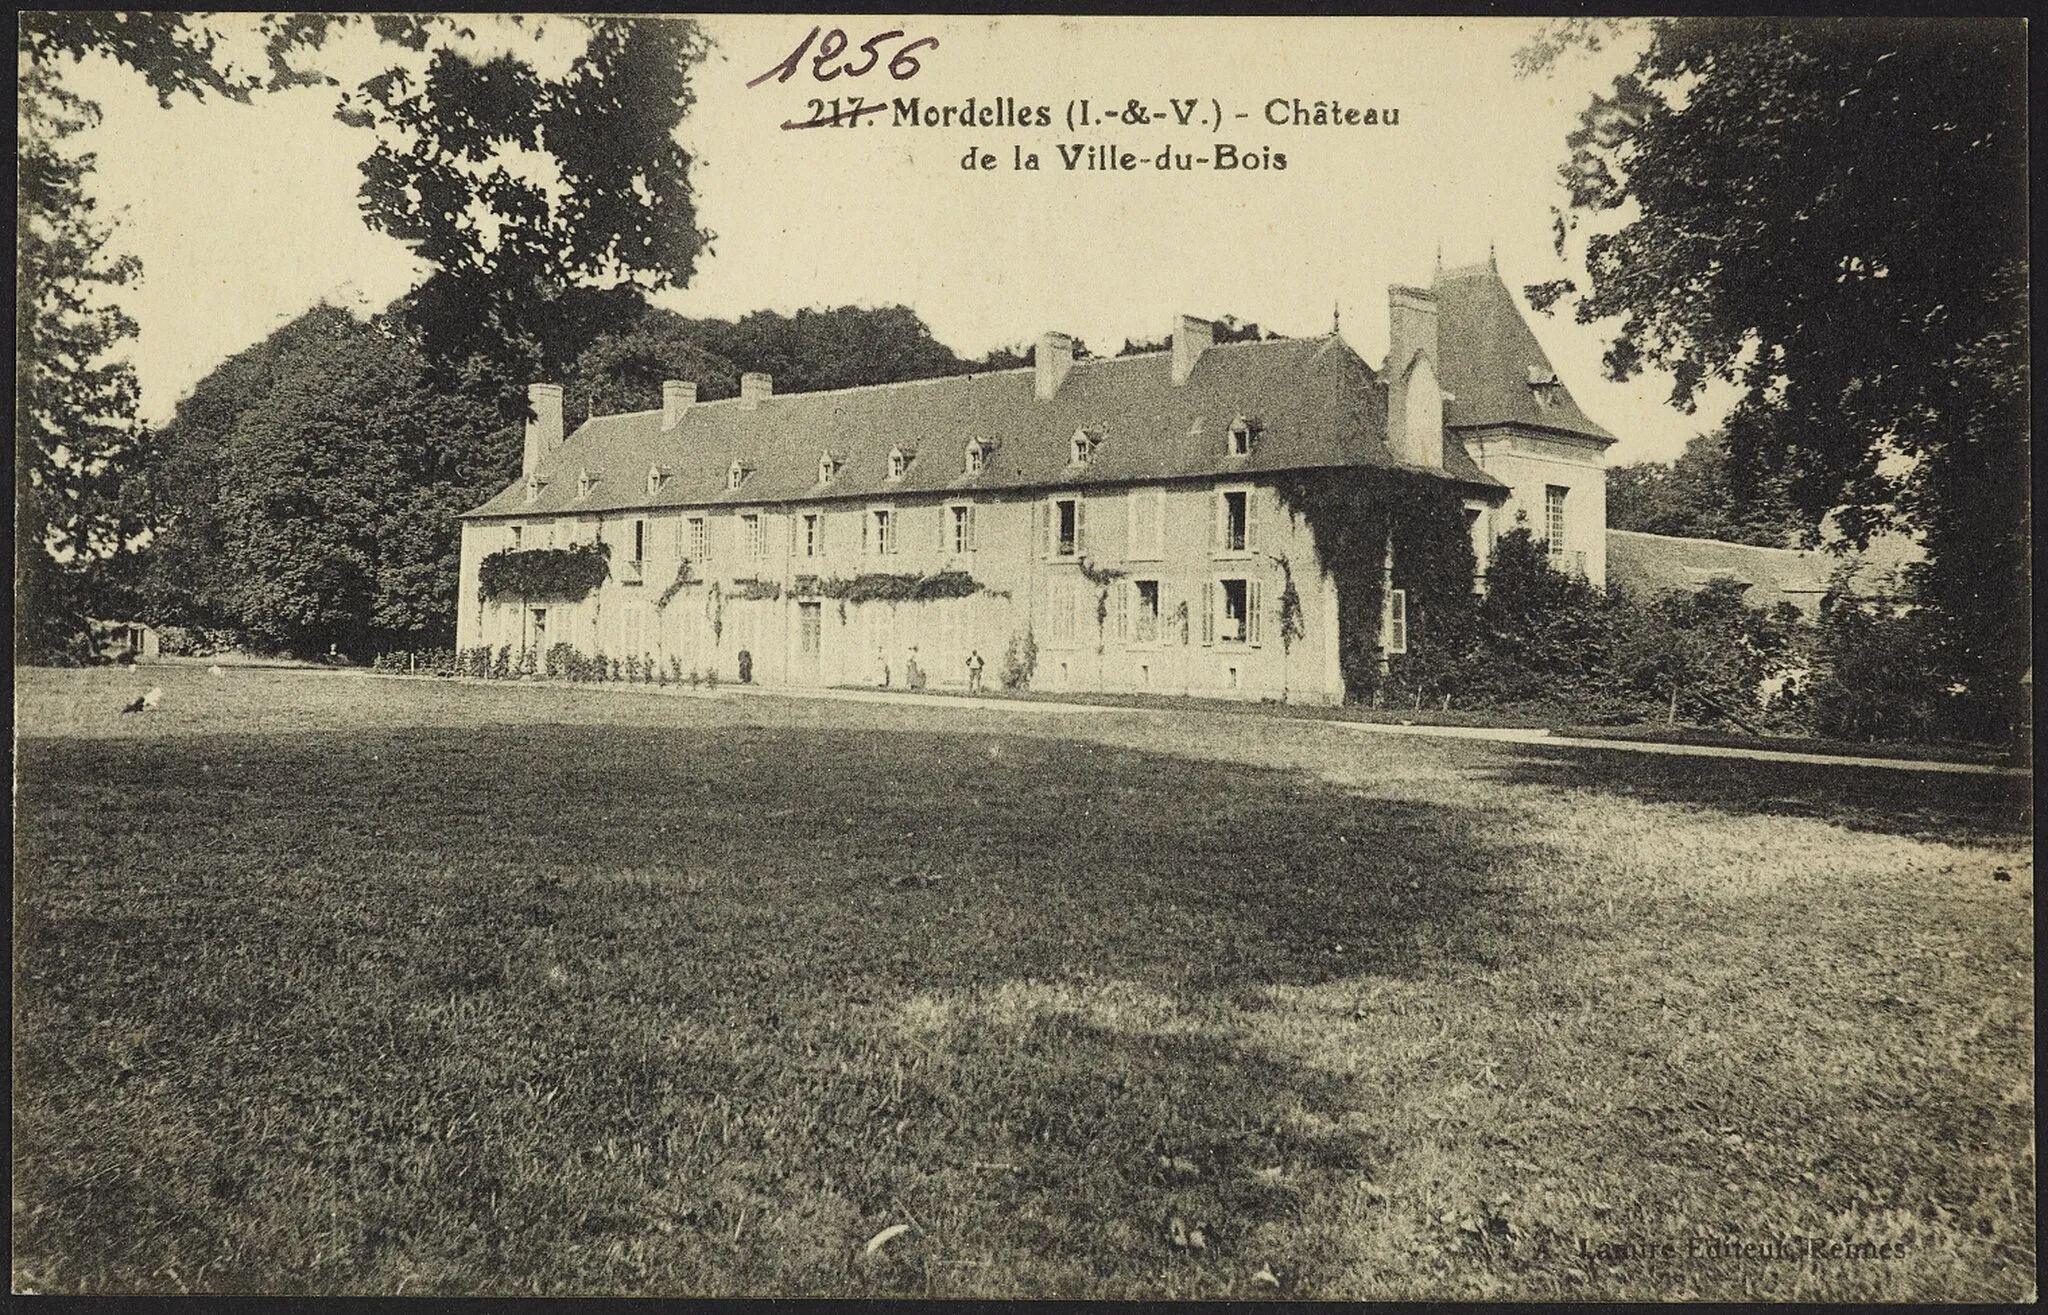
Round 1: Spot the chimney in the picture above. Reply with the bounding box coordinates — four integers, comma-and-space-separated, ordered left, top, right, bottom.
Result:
1384, 285, 1443, 468
740, 372, 772, 408
522, 382, 564, 480
1171, 314, 1213, 386
1034, 331, 1075, 401
661, 380, 696, 431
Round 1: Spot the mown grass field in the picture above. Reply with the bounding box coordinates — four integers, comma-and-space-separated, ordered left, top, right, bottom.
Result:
12, 666, 2034, 1299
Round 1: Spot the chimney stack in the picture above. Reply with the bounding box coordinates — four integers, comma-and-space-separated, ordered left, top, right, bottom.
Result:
1034, 331, 1075, 401
1384, 286, 1443, 468
1171, 314, 1214, 386
522, 382, 564, 480
740, 372, 772, 408
661, 380, 696, 431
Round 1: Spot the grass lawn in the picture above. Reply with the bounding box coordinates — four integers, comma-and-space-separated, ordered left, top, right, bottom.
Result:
12, 666, 2034, 1299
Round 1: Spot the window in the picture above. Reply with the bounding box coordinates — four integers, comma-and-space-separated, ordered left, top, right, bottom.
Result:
509, 524, 523, 549
632, 519, 646, 563
964, 441, 986, 475
1228, 417, 1254, 456
1126, 487, 1165, 559
728, 460, 746, 491
888, 446, 911, 479
1132, 579, 1161, 643
576, 469, 596, 499
801, 512, 821, 558
647, 465, 666, 494
1215, 488, 1254, 553
948, 503, 977, 555
799, 601, 822, 654
1070, 430, 1097, 466
1048, 579, 1079, 644
742, 513, 763, 560
1384, 588, 1408, 654
529, 606, 548, 648
868, 507, 895, 555
1205, 578, 1262, 645
819, 452, 838, 486
687, 516, 707, 563
524, 475, 542, 504
1048, 496, 1082, 557
1544, 485, 1568, 558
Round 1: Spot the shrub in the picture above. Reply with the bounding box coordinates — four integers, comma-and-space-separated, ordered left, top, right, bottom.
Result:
1000, 628, 1038, 690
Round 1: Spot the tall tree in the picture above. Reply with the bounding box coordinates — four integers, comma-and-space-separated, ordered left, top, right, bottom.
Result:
1607, 430, 1807, 548
1522, 18, 2028, 740
15, 62, 146, 660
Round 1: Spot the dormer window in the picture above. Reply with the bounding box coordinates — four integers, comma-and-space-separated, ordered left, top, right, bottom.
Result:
727, 460, 748, 491
965, 440, 988, 476
887, 445, 914, 480
523, 474, 544, 504
575, 468, 597, 499
818, 450, 840, 486
1070, 428, 1100, 467
646, 464, 668, 494
1527, 366, 1561, 411
1228, 417, 1257, 457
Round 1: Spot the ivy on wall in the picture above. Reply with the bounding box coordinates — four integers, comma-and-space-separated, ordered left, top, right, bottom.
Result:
797, 571, 985, 604
1268, 467, 1479, 701
478, 543, 611, 604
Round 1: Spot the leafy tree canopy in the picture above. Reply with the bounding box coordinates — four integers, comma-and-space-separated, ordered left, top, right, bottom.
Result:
1607, 431, 1807, 548
1522, 17, 2028, 739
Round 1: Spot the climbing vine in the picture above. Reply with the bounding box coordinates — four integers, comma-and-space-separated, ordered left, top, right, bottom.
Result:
798, 570, 985, 604
478, 542, 611, 603
654, 557, 701, 609
1268, 468, 1478, 701
1272, 554, 1307, 652
729, 578, 783, 601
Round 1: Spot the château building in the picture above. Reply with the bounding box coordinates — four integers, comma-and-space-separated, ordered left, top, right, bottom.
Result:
456, 256, 1613, 703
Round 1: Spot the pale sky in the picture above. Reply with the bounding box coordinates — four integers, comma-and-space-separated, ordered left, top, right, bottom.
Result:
59, 14, 1733, 463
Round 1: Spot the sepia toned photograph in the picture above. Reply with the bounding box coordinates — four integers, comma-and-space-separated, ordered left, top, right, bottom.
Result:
13, 12, 2032, 1300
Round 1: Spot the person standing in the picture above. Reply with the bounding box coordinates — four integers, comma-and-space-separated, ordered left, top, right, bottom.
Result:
966, 648, 985, 694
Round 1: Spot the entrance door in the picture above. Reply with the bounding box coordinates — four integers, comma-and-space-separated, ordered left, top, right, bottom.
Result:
529, 606, 549, 654
796, 601, 823, 685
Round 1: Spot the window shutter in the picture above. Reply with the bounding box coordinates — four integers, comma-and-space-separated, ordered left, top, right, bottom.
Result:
1075, 498, 1087, 555
1201, 582, 1216, 645
891, 513, 901, 554
1036, 500, 1048, 557
1208, 492, 1219, 552
1248, 580, 1264, 646
1246, 490, 1260, 552
862, 511, 870, 555
942, 507, 952, 555
787, 514, 797, 557
1116, 582, 1129, 642
966, 503, 978, 551
1152, 489, 1166, 557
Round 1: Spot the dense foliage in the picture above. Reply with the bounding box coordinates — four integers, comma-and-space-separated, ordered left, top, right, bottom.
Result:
15, 61, 147, 661
797, 571, 985, 605
1269, 468, 1478, 702
1524, 17, 2028, 743
1607, 431, 1806, 548
140, 307, 512, 654
477, 543, 611, 605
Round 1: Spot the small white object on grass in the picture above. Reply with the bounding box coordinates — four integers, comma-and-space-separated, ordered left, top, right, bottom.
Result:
863, 1223, 911, 1255
208, 664, 224, 677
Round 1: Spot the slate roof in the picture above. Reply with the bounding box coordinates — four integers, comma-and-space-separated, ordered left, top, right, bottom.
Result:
1433, 260, 1616, 446
465, 333, 1504, 520
1607, 526, 1924, 617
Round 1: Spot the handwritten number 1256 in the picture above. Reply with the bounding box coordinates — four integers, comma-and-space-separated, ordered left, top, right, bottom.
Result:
747, 26, 939, 88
